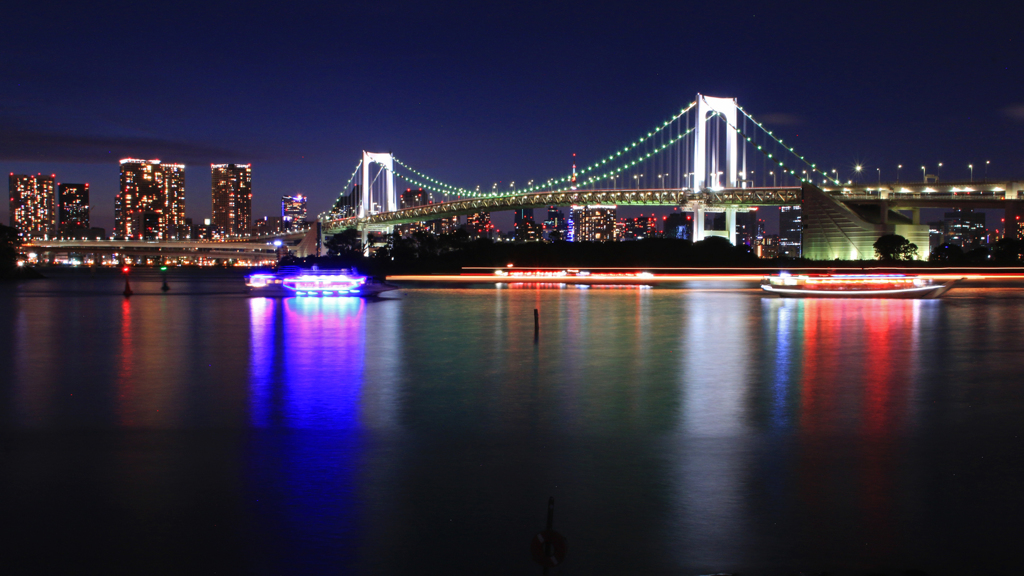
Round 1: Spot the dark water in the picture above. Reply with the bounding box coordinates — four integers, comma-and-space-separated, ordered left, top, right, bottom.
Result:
2, 270, 1023, 575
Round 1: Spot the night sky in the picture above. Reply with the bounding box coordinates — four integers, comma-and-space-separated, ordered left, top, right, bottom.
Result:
3, 1, 1022, 233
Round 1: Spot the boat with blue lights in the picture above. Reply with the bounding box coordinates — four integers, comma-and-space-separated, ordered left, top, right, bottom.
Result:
245, 265, 397, 297
761, 273, 959, 299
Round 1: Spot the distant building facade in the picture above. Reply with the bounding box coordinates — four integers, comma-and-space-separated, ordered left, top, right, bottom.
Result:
662, 212, 691, 240
401, 188, 433, 208
620, 214, 658, 240
281, 195, 307, 230
58, 183, 89, 238
1006, 202, 1024, 241
735, 210, 762, 247
569, 205, 617, 241
465, 211, 494, 239
940, 208, 987, 249
514, 208, 541, 241
211, 163, 252, 237
9, 173, 56, 239
755, 235, 780, 259
253, 216, 285, 237
116, 159, 186, 240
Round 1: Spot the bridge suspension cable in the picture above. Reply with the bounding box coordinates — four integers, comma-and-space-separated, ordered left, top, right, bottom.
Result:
327, 95, 840, 219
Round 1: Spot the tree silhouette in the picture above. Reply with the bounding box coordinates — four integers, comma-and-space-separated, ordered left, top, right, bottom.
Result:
873, 234, 918, 261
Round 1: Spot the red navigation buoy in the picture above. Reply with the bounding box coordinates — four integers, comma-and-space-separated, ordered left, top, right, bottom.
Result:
122, 266, 133, 297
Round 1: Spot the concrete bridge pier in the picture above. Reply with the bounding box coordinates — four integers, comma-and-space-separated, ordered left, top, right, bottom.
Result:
693, 204, 705, 241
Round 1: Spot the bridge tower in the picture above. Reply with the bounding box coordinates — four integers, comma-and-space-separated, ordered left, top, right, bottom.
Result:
692, 95, 740, 242
359, 151, 398, 255
693, 94, 739, 191
360, 151, 398, 218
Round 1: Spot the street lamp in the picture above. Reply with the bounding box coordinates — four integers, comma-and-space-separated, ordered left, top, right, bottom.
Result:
877, 168, 881, 186
985, 160, 990, 180
969, 164, 973, 182
831, 169, 838, 183
937, 162, 942, 181
897, 165, 902, 183
770, 170, 776, 186
921, 166, 926, 182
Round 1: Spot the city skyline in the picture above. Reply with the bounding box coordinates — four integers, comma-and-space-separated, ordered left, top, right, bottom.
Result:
2, 2, 1022, 232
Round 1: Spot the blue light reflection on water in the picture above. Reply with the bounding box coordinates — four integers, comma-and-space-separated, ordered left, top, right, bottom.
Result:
246, 296, 368, 573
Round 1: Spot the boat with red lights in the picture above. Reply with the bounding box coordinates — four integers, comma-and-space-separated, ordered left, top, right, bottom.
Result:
245, 266, 397, 297
760, 273, 959, 299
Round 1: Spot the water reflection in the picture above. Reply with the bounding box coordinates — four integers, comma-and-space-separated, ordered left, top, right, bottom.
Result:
4, 282, 1024, 573
248, 297, 366, 428
246, 296, 372, 573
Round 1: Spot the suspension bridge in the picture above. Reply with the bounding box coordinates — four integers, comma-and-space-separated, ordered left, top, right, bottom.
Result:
319, 94, 1024, 260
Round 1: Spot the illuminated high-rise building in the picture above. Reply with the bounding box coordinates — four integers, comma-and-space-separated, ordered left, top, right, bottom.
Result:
543, 206, 567, 231
58, 183, 90, 238
401, 188, 433, 208
779, 206, 802, 257
1006, 202, 1024, 241
514, 208, 540, 241
465, 211, 494, 239
9, 174, 56, 239
569, 205, 617, 242
620, 214, 658, 240
116, 159, 186, 240
211, 164, 251, 237
281, 194, 307, 229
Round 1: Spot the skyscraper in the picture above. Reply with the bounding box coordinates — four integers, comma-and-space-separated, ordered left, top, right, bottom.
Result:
779, 206, 802, 257
9, 174, 56, 239
281, 194, 307, 230
212, 164, 252, 237
58, 183, 89, 238
116, 159, 186, 240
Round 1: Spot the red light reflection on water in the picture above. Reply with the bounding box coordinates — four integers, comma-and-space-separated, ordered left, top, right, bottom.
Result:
115, 298, 135, 426
797, 298, 920, 556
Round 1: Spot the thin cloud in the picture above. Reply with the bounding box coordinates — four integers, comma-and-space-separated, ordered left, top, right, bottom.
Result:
757, 113, 805, 126
0, 125, 278, 164
1002, 104, 1024, 121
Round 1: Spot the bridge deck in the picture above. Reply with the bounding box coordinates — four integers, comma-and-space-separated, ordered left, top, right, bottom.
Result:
323, 181, 1022, 233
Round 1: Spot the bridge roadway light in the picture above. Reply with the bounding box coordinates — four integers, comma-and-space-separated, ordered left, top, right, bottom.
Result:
922, 166, 926, 182
877, 168, 881, 185
938, 162, 943, 181
897, 165, 902, 183
969, 164, 974, 182
986, 160, 990, 180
